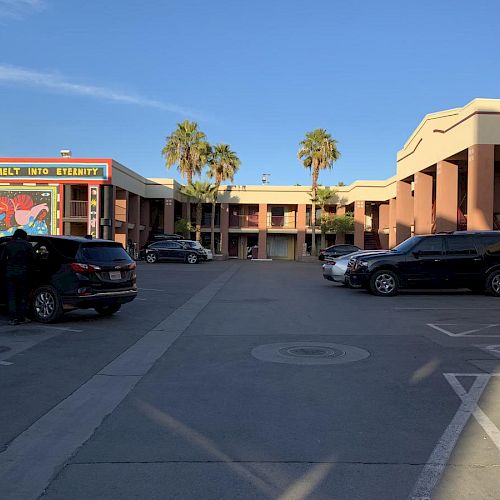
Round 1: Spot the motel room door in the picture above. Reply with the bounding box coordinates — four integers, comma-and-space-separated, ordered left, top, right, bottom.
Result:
228, 234, 239, 257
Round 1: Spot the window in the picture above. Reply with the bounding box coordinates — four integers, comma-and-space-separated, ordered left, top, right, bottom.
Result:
446, 236, 478, 255
480, 236, 500, 256
80, 244, 132, 262
165, 241, 182, 249
415, 237, 444, 255
151, 241, 168, 248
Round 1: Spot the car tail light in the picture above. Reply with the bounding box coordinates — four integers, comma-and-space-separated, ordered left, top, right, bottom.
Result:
70, 263, 101, 273
127, 262, 137, 270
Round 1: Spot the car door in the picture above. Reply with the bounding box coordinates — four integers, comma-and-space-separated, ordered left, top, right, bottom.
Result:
400, 236, 446, 286
444, 235, 483, 285
165, 241, 185, 260
151, 241, 169, 260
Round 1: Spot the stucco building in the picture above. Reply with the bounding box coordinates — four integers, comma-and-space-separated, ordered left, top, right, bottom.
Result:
2, 98, 500, 260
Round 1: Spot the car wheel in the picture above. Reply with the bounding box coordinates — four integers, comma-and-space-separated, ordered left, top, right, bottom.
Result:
31, 285, 63, 323
369, 270, 399, 297
95, 304, 121, 316
486, 270, 500, 296
146, 252, 158, 263
186, 253, 198, 264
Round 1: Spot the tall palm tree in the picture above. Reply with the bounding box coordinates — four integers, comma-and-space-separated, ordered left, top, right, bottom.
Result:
162, 120, 210, 224
207, 144, 241, 254
181, 181, 217, 242
312, 186, 339, 249
298, 129, 340, 256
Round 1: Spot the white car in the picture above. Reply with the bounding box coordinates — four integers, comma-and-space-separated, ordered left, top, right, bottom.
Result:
181, 240, 212, 261
323, 250, 385, 285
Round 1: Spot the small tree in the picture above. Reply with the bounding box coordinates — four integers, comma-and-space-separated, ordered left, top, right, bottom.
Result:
181, 182, 217, 242
311, 186, 340, 249
330, 213, 355, 239
174, 218, 193, 237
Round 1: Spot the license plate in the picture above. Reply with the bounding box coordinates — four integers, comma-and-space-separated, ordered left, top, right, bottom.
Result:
109, 270, 121, 280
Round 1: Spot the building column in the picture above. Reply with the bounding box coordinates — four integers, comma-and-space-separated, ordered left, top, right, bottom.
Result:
335, 205, 346, 244
389, 198, 397, 248
414, 172, 433, 235
468, 144, 495, 230
436, 160, 458, 232
163, 198, 175, 234
220, 203, 229, 256
101, 185, 115, 240
295, 204, 306, 260
63, 185, 72, 235
354, 201, 365, 249
396, 180, 413, 244
258, 203, 268, 259
378, 203, 390, 249
128, 193, 141, 245
114, 189, 129, 246
140, 198, 150, 247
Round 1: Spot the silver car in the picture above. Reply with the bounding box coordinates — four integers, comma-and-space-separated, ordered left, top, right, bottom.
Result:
323, 250, 386, 285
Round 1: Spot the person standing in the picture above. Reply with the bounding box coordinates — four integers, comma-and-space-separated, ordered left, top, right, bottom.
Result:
2, 229, 35, 325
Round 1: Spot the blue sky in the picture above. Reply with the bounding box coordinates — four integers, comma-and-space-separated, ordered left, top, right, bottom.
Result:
1, 0, 499, 186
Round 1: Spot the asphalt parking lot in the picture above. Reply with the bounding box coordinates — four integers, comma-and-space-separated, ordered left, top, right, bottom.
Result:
1, 260, 499, 499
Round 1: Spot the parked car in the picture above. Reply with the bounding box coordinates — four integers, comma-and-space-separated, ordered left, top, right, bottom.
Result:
345, 231, 500, 297
319, 244, 360, 261
139, 233, 184, 260
0, 236, 137, 323
323, 250, 386, 285
144, 240, 205, 264
180, 240, 212, 261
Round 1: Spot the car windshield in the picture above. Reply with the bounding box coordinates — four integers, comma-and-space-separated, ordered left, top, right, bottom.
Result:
79, 244, 132, 262
391, 236, 421, 253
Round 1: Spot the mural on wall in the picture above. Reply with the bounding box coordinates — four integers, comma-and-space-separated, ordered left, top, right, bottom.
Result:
0, 186, 58, 237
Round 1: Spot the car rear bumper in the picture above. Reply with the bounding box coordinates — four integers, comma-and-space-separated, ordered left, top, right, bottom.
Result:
63, 289, 138, 309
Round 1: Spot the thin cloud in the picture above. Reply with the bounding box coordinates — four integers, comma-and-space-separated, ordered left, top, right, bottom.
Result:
0, 64, 204, 119
0, 0, 45, 19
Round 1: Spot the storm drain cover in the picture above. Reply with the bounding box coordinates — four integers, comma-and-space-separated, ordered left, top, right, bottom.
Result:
251, 342, 370, 365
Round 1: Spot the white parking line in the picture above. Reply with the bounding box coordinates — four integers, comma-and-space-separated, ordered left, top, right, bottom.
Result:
138, 288, 166, 292
0, 361, 13, 366
408, 373, 499, 499
427, 323, 500, 337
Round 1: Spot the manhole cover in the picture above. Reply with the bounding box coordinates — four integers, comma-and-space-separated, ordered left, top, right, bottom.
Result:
251, 342, 370, 365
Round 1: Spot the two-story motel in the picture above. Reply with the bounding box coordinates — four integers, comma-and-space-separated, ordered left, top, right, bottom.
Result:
2, 98, 500, 260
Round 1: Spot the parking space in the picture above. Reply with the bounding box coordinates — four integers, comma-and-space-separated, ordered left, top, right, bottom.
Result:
1, 260, 499, 499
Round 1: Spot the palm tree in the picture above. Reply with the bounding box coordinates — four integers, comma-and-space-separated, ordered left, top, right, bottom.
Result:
207, 144, 241, 254
162, 120, 210, 223
298, 129, 340, 256
181, 181, 217, 242
312, 186, 339, 249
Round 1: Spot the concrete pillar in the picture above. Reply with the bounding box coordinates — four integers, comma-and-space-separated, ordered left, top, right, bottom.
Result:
163, 198, 174, 234
378, 203, 390, 249
220, 203, 229, 256
335, 205, 346, 244
63, 185, 72, 235
354, 201, 365, 249
396, 181, 413, 244
258, 203, 268, 259
128, 193, 141, 245
101, 185, 115, 240
436, 160, 458, 232
295, 204, 307, 260
140, 198, 150, 247
389, 198, 397, 248
414, 172, 433, 235
468, 144, 495, 230
114, 189, 128, 246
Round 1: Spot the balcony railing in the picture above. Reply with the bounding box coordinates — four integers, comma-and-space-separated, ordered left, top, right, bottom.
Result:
70, 200, 88, 218
229, 214, 259, 228
267, 214, 296, 228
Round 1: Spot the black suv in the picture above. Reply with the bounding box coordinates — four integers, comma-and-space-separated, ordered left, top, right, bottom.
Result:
346, 231, 500, 296
144, 240, 205, 264
0, 236, 137, 322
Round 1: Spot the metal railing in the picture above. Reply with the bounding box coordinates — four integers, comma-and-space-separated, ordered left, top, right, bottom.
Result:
70, 200, 88, 218
229, 214, 259, 228
267, 214, 296, 228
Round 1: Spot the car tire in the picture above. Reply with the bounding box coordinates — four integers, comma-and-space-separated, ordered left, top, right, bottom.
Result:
146, 252, 158, 263
95, 304, 121, 316
186, 253, 198, 264
369, 270, 399, 297
486, 270, 500, 296
31, 285, 64, 323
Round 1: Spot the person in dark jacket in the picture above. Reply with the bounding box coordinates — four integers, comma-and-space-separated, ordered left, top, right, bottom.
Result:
2, 229, 35, 325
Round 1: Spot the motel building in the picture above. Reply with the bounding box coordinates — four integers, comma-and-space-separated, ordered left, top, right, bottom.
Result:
2, 98, 500, 259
